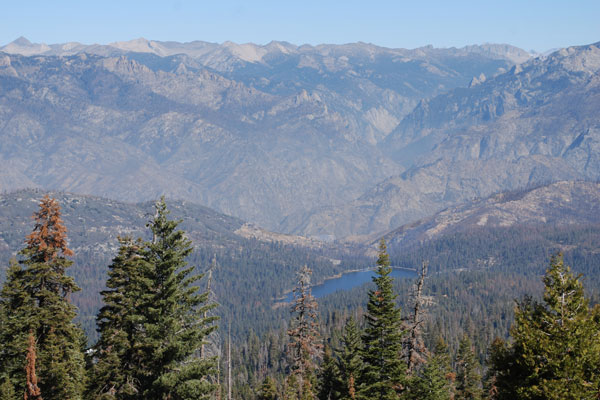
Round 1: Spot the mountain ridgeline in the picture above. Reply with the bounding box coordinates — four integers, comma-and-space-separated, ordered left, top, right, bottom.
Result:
292, 41, 600, 238
0, 37, 532, 236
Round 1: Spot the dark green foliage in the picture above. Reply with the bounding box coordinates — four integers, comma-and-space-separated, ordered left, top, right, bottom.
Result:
0, 196, 86, 399
89, 198, 219, 399
258, 376, 278, 400
359, 239, 406, 400
336, 317, 362, 400
455, 335, 482, 400
0, 376, 16, 400
489, 254, 600, 399
407, 337, 453, 400
88, 237, 153, 399
317, 345, 341, 400
140, 198, 219, 399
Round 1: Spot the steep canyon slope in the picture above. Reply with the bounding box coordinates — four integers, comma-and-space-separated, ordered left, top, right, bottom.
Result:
291, 42, 600, 239
0, 38, 525, 231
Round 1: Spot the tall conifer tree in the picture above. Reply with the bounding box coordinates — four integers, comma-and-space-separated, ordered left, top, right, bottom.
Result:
89, 198, 218, 399
0, 195, 86, 399
141, 198, 218, 399
88, 237, 152, 399
489, 254, 600, 399
337, 317, 362, 400
359, 239, 406, 400
287, 265, 322, 400
455, 335, 482, 400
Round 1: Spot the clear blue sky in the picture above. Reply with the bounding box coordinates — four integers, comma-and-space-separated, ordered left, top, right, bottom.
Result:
2, 0, 599, 52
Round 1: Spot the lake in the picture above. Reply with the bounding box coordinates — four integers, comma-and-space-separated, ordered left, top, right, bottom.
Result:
285, 267, 417, 302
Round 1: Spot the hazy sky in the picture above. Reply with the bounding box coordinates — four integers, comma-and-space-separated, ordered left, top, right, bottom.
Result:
2, 1, 599, 52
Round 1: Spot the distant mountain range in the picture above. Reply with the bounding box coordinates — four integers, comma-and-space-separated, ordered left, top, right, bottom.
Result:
292, 42, 600, 239
0, 37, 532, 235
1, 37, 599, 241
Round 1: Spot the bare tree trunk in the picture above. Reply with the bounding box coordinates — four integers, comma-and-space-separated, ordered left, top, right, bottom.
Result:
201, 255, 216, 359
406, 261, 428, 374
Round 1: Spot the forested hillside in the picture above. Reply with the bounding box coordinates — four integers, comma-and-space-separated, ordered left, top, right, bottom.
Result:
1, 186, 599, 398
0, 189, 364, 342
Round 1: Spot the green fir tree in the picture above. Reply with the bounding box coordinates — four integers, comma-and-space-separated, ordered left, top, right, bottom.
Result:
140, 198, 219, 399
455, 335, 481, 400
407, 337, 453, 400
489, 254, 600, 399
0, 196, 86, 399
318, 345, 342, 400
88, 237, 153, 399
359, 239, 406, 400
337, 317, 362, 400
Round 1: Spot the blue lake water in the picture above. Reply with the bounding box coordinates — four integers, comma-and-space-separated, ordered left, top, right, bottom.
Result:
285, 268, 417, 302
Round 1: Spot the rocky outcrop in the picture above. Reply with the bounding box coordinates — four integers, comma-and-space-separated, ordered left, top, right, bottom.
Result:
294, 42, 600, 238
0, 40, 522, 230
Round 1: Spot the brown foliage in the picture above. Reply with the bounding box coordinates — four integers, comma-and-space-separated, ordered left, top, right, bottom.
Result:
24, 333, 43, 400
348, 374, 355, 400
25, 195, 73, 262
287, 266, 322, 399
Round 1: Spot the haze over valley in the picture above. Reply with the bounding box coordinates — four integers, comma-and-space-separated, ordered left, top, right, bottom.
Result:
0, 37, 555, 238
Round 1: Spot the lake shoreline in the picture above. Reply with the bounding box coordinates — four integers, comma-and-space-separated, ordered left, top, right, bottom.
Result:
275, 265, 418, 304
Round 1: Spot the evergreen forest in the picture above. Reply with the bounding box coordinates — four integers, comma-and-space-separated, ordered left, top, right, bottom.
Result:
1, 196, 600, 399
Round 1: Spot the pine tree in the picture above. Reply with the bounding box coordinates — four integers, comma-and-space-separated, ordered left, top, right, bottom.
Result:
88, 237, 153, 399
488, 254, 600, 399
0, 377, 16, 400
359, 239, 406, 400
0, 195, 86, 399
287, 265, 322, 400
318, 345, 341, 400
336, 317, 362, 400
257, 376, 278, 400
140, 198, 219, 399
407, 337, 452, 400
455, 335, 482, 400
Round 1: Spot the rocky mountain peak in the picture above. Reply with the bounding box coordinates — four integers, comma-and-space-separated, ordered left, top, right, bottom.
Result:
11, 36, 32, 46
0, 38, 567, 236
461, 43, 533, 64
108, 37, 156, 53
294, 40, 600, 239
